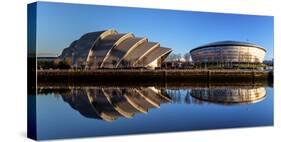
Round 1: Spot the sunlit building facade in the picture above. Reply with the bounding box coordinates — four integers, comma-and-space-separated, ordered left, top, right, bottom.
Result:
60, 29, 172, 69
190, 41, 266, 64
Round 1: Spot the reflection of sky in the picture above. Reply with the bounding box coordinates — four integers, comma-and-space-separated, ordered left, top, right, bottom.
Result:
35, 87, 273, 140
35, 2, 273, 59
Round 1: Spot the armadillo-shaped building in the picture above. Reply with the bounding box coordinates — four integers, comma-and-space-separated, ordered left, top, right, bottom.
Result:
60, 29, 172, 69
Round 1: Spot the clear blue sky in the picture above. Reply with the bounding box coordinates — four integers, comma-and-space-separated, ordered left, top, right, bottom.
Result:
35, 2, 274, 60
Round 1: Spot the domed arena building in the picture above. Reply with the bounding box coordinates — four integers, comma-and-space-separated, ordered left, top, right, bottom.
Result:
190, 41, 266, 64
59, 29, 172, 69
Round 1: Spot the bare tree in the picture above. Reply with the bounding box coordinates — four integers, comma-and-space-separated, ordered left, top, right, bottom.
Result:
175, 53, 182, 61
166, 53, 179, 61
184, 53, 191, 62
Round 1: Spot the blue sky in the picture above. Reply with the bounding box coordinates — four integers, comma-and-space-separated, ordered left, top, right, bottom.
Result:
35, 2, 274, 60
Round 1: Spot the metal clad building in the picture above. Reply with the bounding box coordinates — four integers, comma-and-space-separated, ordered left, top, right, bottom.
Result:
190, 41, 266, 63
60, 29, 172, 69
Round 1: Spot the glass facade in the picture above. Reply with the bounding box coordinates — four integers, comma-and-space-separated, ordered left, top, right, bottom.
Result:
190, 45, 266, 63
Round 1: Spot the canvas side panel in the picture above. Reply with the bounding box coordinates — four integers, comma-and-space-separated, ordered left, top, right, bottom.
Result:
27, 2, 37, 140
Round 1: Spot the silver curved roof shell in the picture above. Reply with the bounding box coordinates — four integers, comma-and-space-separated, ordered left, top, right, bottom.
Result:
122, 41, 158, 67
103, 37, 147, 68
60, 29, 172, 69
140, 47, 172, 67
90, 33, 135, 68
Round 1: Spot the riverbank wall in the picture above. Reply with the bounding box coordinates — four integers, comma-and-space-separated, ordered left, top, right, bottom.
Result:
37, 69, 273, 86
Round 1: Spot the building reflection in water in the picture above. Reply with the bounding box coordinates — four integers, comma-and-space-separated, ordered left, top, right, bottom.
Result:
37, 86, 266, 121
189, 87, 266, 104
38, 87, 172, 122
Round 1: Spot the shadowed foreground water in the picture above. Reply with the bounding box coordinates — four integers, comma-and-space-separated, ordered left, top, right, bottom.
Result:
33, 84, 273, 140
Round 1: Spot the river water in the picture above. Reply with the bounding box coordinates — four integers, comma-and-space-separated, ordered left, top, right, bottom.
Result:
32, 84, 273, 140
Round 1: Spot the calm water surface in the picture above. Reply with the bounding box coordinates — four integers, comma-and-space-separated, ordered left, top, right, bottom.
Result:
33, 85, 273, 140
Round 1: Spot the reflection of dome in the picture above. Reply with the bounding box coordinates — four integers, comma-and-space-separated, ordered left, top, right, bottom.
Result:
60, 29, 172, 69
60, 87, 171, 121
190, 87, 266, 104
190, 41, 266, 63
